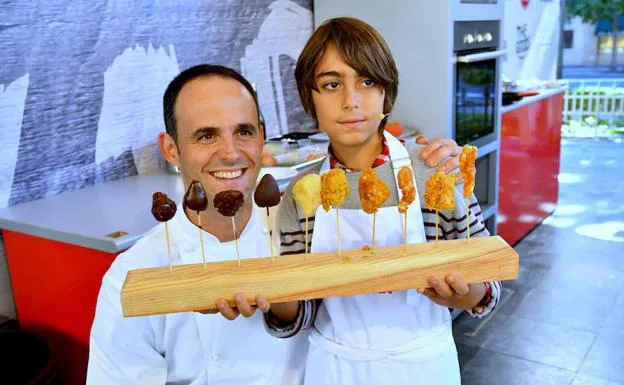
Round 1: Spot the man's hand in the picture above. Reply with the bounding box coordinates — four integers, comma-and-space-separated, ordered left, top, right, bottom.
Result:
416, 136, 463, 183
205, 294, 299, 322
418, 273, 486, 310
202, 293, 271, 320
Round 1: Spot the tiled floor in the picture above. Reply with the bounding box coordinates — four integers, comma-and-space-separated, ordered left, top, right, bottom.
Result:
454, 137, 624, 385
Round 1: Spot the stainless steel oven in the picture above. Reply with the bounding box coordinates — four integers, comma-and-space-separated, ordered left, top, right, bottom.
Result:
453, 21, 504, 146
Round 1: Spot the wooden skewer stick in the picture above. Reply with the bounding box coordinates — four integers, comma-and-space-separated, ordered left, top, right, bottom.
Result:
466, 200, 471, 241
232, 217, 241, 267
336, 207, 341, 259
266, 208, 275, 263
197, 214, 206, 270
165, 222, 172, 272
404, 210, 408, 245
435, 209, 439, 247
371, 212, 377, 254
305, 216, 309, 260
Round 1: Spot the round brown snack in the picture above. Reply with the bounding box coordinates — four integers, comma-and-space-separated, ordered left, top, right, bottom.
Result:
213, 190, 245, 217
151, 192, 177, 222
184, 180, 208, 212
254, 174, 281, 208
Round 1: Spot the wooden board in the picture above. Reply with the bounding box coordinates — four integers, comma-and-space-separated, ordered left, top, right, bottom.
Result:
121, 235, 518, 317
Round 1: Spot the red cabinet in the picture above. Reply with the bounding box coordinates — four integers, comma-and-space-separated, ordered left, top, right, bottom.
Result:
498, 92, 564, 245
3, 230, 117, 385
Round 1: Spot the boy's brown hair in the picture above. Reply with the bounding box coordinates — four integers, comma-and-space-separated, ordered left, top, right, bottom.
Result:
295, 17, 399, 131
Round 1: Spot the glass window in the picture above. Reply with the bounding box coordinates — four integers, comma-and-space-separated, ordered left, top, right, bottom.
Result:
598, 35, 624, 53
564, 30, 574, 49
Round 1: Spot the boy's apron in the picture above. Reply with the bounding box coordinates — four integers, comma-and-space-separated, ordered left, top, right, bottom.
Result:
306, 132, 460, 385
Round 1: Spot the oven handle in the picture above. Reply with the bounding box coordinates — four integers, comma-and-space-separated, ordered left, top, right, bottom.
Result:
455, 49, 507, 63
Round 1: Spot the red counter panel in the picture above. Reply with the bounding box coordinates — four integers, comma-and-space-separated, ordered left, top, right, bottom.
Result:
498, 93, 563, 245
3, 230, 117, 385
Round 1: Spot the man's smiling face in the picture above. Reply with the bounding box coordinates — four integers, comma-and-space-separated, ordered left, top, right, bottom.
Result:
168, 75, 263, 204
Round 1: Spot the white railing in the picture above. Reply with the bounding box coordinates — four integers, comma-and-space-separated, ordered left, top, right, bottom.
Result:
562, 78, 624, 125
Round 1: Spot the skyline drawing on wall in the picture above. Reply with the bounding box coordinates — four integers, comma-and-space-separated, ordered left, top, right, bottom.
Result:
0, 0, 314, 210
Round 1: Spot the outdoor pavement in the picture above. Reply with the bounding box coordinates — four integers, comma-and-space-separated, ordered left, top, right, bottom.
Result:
454, 137, 624, 385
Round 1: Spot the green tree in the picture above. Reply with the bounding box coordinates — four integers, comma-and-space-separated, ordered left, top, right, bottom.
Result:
567, 0, 624, 69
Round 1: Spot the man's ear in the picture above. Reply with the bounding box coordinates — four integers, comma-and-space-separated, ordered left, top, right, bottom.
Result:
259, 122, 265, 139
158, 132, 180, 167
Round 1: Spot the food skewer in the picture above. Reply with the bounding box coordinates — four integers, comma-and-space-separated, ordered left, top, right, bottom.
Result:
254, 174, 282, 262
121, 235, 519, 317
292, 174, 322, 260
358, 168, 390, 254
321, 169, 349, 258
459, 145, 478, 241
184, 181, 208, 269
213, 190, 245, 266
151, 192, 177, 271
397, 166, 416, 245
424, 169, 456, 247
231, 217, 239, 263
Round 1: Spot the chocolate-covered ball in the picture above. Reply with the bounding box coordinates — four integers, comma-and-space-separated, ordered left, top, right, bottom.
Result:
254, 174, 280, 208
151, 192, 177, 222
213, 190, 245, 217
184, 180, 208, 212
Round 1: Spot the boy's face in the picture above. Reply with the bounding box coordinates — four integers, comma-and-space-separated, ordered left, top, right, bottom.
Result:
312, 44, 385, 149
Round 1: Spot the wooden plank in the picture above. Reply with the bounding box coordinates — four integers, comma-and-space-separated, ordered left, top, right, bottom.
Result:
121, 235, 518, 317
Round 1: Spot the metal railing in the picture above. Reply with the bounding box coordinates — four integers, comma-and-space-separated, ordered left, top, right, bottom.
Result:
562, 78, 624, 125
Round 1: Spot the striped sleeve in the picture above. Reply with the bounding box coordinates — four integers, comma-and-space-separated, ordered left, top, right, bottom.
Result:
464, 280, 502, 318
264, 177, 319, 338
263, 299, 319, 338
421, 186, 502, 318
421, 195, 487, 241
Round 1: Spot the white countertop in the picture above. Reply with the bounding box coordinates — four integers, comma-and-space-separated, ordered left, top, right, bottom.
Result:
501, 87, 566, 114
0, 170, 185, 253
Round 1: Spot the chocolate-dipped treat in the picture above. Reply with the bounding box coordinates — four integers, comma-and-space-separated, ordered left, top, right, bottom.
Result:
254, 174, 281, 262
184, 180, 208, 212
213, 190, 245, 266
213, 190, 245, 217
184, 180, 209, 268
151, 192, 177, 271
151, 192, 177, 222
254, 174, 280, 208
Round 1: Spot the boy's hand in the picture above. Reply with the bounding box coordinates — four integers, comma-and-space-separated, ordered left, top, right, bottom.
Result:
416, 136, 463, 183
418, 273, 486, 310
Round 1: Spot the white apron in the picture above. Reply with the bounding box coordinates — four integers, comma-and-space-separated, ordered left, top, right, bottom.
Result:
87, 203, 307, 385
305, 132, 460, 385
172, 205, 306, 384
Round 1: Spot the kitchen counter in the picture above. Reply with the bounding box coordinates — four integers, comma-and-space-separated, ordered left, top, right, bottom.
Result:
0, 165, 301, 385
498, 87, 564, 246
0, 170, 185, 385
501, 87, 566, 114
0, 170, 184, 254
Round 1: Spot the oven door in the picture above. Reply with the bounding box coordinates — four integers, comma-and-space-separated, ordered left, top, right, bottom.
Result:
454, 49, 505, 146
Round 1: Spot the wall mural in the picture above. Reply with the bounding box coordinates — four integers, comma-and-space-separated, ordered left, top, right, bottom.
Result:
0, 74, 29, 209
0, 0, 314, 210
0, 0, 314, 317
95, 43, 180, 174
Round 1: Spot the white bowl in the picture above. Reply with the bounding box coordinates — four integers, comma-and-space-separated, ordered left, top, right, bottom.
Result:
258, 167, 299, 191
